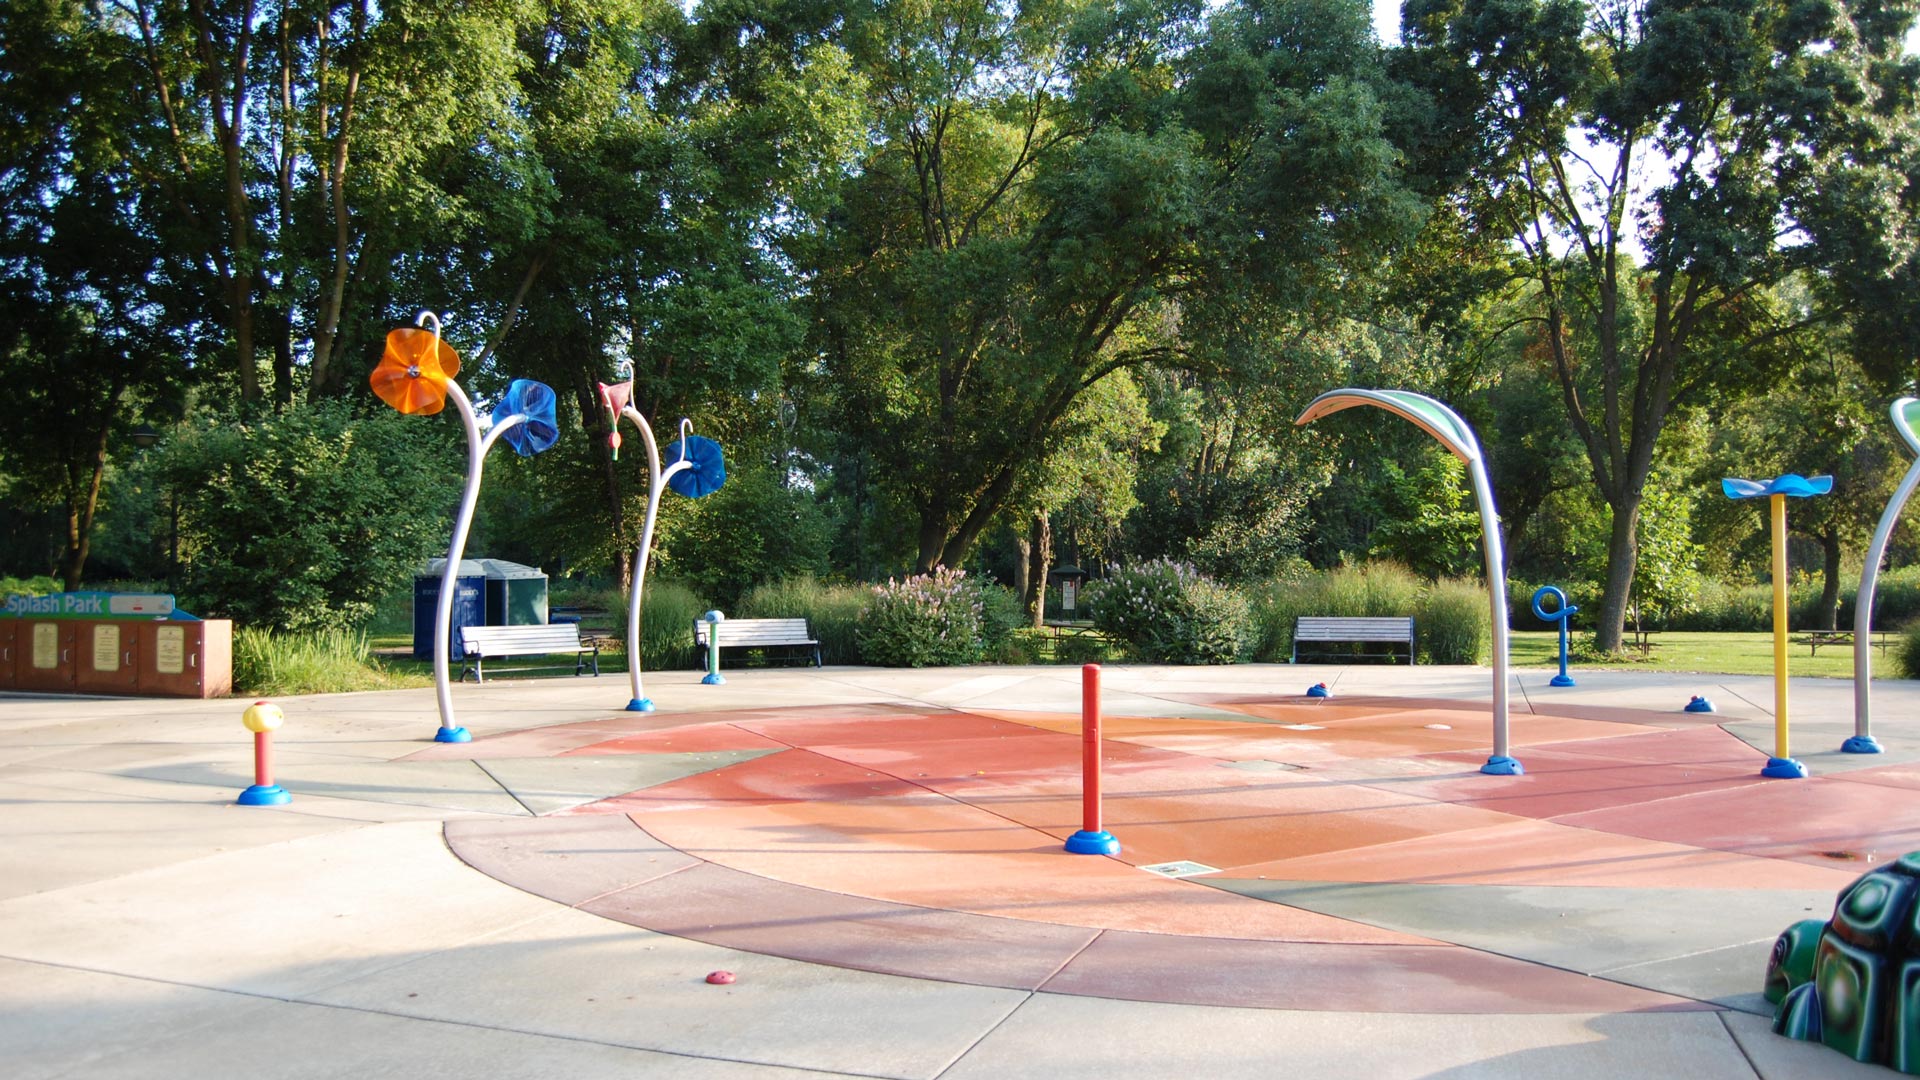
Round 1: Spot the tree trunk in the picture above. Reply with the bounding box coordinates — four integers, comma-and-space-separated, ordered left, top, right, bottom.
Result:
1027, 512, 1051, 630
1594, 494, 1642, 653
1818, 530, 1842, 631
59, 405, 120, 591
915, 510, 948, 574
1013, 533, 1031, 612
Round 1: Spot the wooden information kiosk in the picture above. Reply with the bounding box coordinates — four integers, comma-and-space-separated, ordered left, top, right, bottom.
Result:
1, 592, 232, 698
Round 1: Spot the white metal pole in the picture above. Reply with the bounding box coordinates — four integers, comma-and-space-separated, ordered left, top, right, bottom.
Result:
430, 380, 525, 743
1469, 458, 1516, 772
618, 406, 691, 712
1851, 456, 1920, 751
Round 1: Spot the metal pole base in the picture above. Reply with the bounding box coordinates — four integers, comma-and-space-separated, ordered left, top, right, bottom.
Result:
1763, 756, 1809, 779
1841, 735, 1885, 754
701, 673, 726, 686
434, 726, 472, 743
1480, 755, 1524, 776
1065, 830, 1120, 856
625, 698, 655, 712
1549, 674, 1576, 687
237, 784, 290, 806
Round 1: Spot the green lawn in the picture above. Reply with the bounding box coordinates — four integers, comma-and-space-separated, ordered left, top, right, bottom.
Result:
1508, 630, 1898, 679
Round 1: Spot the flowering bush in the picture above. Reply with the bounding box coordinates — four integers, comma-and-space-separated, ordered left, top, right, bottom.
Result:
857, 567, 987, 667
1084, 559, 1251, 664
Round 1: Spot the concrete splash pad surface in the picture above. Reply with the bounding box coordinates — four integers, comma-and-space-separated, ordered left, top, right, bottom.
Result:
4, 665, 1911, 1079
440, 690, 1887, 1019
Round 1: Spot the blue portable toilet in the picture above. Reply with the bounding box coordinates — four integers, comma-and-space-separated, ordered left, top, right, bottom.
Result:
413, 560, 486, 660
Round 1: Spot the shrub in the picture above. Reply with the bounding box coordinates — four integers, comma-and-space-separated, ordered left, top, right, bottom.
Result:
977, 580, 1027, 652
156, 401, 459, 633
857, 567, 986, 667
992, 627, 1049, 665
1418, 579, 1488, 664
1084, 558, 1251, 664
232, 626, 425, 696
1897, 620, 1920, 679
0, 575, 59, 598
655, 467, 833, 608
1055, 632, 1116, 664
737, 574, 869, 664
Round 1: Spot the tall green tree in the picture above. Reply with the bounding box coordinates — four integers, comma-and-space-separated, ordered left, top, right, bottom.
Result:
1399, 0, 1920, 650
812, 0, 1423, 573
0, 0, 194, 588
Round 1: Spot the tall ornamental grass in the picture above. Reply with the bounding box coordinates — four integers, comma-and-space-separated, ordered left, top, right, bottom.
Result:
1250, 563, 1423, 661
233, 627, 423, 696
1417, 579, 1489, 665
738, 575, 870, 664
1251, 564, 1487, 664
629, 580, 708, 671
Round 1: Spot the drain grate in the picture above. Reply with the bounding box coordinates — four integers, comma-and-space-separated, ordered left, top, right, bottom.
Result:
1139, 860, 1221, 879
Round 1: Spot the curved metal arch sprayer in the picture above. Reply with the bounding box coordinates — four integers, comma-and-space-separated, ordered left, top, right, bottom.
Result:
1296, 388, 1520, 776
1850, 397, 1920, 754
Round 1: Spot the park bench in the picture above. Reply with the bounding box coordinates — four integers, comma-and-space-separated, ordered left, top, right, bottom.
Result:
1791, 629, 1893, 656
692, 617, 822, 668
458, 623, 600, 682
1292, 616, 1416, 664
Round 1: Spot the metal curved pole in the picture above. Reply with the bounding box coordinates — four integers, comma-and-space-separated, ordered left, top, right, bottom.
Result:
1468, 458, 1515, 769
1851, 457, 1920, 752
429, 379, 526, 743
616, 406, 692, 712
1297, 388, 1519, 776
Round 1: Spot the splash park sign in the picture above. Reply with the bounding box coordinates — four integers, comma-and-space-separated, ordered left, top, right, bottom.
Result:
2, 592, 177, 619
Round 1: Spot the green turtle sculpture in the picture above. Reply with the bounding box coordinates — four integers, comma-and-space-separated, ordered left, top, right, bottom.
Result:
1765, 851, 1920, 1071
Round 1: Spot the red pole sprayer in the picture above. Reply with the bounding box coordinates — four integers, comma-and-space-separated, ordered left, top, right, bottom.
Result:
1065, 664, 1120, 855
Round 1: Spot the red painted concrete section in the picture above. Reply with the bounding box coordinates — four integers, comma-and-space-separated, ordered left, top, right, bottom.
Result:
442, 694, 1881, 1016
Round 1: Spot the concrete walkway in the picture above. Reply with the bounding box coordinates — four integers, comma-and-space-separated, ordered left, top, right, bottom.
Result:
1, 663, 1912, 1078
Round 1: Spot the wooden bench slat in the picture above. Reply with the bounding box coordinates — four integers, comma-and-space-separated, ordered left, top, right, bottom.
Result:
691, 618, 821, 667
1293, 616, 1415, 664
458, 623, 599, 682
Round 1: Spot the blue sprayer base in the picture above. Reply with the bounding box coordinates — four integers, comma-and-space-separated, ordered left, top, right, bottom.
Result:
1842, 735, 1885, 754
237, 784, 290, 806
434, 726, 472, 744
701, 673, 726, 686
1480, 755, 1524, 776
1684, 697, 1716, 714
1763, 756, 1810, 779
1305, 684, 1331, 699
1549, 674, 1576, 687
1065, 830, 1120, 856
626, 698, 655, 713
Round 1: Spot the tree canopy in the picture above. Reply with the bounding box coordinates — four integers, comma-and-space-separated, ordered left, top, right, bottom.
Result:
4, 0, 1919, 652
